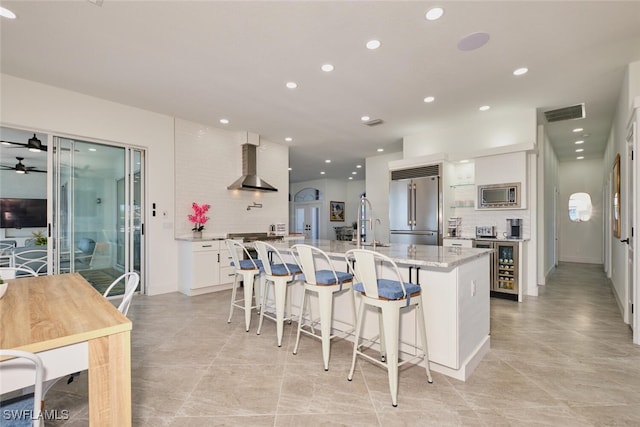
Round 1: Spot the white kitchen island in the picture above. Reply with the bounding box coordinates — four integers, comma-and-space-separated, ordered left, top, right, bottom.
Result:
267, 239, 492, 381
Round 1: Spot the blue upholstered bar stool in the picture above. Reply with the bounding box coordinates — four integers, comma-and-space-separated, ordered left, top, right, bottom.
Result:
225, 239, 264, 332
345, 249, 433, 407
290, 244, 356, 371
255, 240, 301, 347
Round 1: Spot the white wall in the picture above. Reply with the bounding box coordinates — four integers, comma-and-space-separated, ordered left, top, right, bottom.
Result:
558, 158, 603, 263
604, 60, 640, 319
289, 178, 364, 240
403, 108, 537, 158
365, 151, 403, 244
538, 125, 559, 285
1, 74, 177, 295
174, 119, 289, 237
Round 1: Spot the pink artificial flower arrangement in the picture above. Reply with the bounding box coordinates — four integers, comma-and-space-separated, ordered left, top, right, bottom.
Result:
188, 202, 210, 232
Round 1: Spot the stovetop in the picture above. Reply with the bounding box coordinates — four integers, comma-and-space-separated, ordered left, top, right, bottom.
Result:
227, 232, 283, 242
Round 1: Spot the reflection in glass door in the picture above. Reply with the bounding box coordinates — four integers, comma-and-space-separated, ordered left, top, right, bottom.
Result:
52, 137, 144, 294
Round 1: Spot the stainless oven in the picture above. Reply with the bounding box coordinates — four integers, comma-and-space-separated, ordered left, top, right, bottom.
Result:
227, 232, 284, 260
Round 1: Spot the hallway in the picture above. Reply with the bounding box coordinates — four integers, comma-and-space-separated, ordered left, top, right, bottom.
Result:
45, 262, 640, 426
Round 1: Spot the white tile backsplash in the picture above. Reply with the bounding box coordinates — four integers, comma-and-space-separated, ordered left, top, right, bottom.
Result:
452, 208, 529, 239
174, 118, 289, 238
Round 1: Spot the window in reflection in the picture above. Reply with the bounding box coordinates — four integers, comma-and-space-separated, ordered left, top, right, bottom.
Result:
569, 192, 593, 222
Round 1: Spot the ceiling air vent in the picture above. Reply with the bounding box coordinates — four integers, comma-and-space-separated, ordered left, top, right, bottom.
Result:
543, 103, 586, 123
363, 118, 384, 127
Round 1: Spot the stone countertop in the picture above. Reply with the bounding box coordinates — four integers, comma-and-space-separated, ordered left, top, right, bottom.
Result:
175, 234, 226, 242
445, 237, 529, 242
267, 239, 492, 269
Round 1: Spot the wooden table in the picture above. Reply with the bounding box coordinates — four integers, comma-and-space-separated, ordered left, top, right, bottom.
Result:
0, 273, 132, 425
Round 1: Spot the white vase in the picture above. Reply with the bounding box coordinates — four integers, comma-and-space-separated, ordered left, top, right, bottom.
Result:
193, 231, 202, 239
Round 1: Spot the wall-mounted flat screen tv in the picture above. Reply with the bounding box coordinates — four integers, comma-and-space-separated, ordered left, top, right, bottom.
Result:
0, 198, 47, 228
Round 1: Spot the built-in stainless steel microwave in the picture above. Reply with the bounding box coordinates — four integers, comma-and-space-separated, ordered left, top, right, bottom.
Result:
478, 182, 521, 209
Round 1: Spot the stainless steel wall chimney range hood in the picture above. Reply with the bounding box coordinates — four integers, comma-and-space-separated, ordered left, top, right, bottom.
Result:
227, 143, 278, 192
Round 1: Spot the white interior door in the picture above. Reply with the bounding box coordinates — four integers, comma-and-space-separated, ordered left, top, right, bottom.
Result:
294, 203, 320, 239
627, 118, 637, 342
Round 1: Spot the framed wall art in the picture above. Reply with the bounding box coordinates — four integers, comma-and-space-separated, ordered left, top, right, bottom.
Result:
329, 201, 345, 222
612, 153, 621, 238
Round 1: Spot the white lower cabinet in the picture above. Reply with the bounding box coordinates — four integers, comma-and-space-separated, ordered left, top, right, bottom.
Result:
443, 238, 474, 248
179, 240, 236, 295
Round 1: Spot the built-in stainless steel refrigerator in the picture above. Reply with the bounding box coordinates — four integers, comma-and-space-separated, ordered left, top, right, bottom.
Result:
389, 175, 441, 245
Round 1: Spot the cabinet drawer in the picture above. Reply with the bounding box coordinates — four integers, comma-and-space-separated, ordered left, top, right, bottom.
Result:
219, 266, 236, 284
443, 239, 473, 248
192, 241, 219, 251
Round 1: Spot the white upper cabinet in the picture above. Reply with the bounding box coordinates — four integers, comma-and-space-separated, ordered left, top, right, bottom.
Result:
474, 152, 527, 209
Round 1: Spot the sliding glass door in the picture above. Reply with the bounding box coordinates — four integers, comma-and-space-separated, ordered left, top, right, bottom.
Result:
51, 137, 144, 294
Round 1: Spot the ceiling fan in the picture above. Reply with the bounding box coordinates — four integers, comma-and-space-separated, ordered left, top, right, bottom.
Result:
0, 157, 46, 174
0, 133, 48, 152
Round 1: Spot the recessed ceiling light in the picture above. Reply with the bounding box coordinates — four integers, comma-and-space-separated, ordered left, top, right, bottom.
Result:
325, 159, 331, 163
459, 160, 469, 163
320, 171, 325, 175
577, 156, 584, 160
361, 116, 370, 122
458, 32, 490, 51
513, 67, 528, 76
377, 148, 384, 152
352, 171, 357, 175
288, 167, 292, 171
575, 140, 584, 144
219, 118, 229, 124
573, 128, 583, 133
285, 137, 293, 142
349, 177, 353, 180
0, 7, 17, 19
366, 40, 381, 50
479, 105, 491, 112
356, 164, 362, 168
89, 148, 97, 152
425, 7, 444, 21
286, 81, 298, 89
321, 64, 334, 72
576, 148, 584, 152
423, 96, 435, 103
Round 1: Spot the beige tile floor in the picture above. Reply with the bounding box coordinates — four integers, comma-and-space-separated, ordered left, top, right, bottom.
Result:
44, 262, 640, 426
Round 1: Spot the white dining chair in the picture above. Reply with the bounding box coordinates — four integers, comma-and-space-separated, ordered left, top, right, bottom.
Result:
103, 272, 140, 316
13, 249, 47, 275
225, 239, 264, 332
0, 241, 16, 267
0, 349, 44, 426
255, 240, 302, 347
345, 249, 433, 407
290, 244, 356, 371
0, 266, 38, 279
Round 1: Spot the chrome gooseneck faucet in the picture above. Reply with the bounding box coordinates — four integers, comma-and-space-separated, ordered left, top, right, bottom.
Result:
356, 197, 377, 250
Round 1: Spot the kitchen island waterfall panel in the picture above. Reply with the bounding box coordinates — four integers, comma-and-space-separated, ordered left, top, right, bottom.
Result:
267, 239, 491, 381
